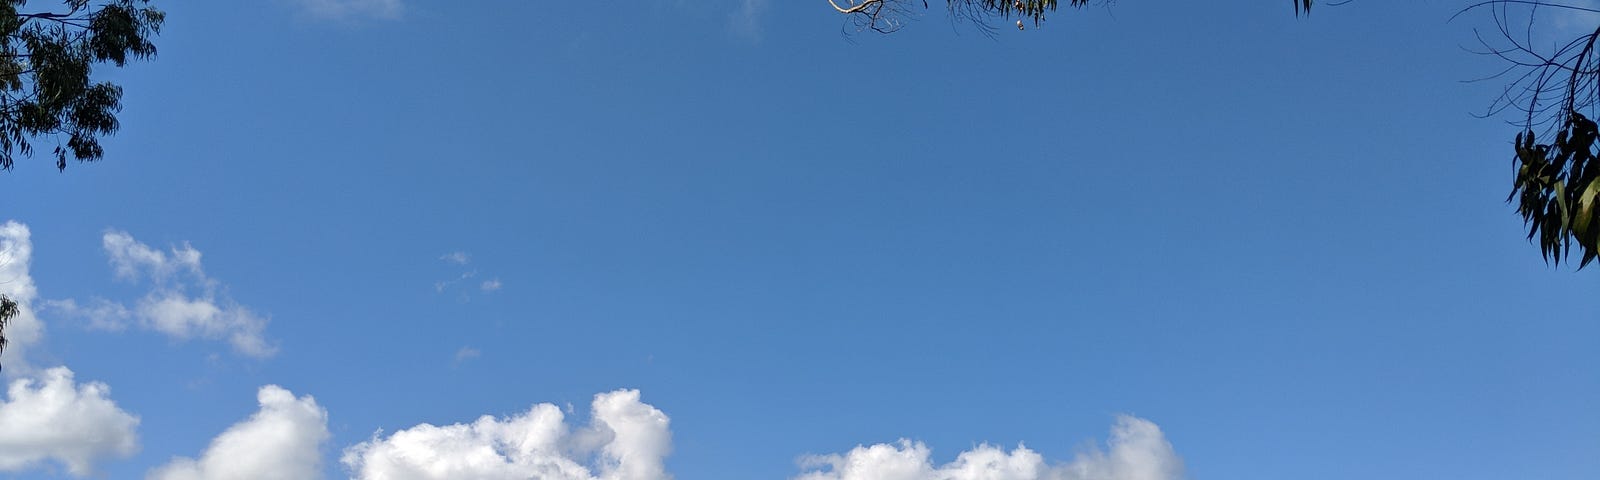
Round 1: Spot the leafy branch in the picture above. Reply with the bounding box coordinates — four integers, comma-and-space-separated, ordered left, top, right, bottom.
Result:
0, 0, 162, 172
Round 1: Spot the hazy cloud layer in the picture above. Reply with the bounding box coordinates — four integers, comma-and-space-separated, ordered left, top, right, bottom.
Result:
795, 416, 1183, 480
0, 367, 139, 477
44, 298, 130, 332
149, 386, 329, 480
342, 389, 672, 480
729, 0, 770, 41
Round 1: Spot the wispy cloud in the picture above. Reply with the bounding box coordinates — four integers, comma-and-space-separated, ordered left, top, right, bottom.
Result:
49, 231, 277, 358
452, 346, 480, 365
42, 298, 129, 332
435, 251, 500, 300
1549, 1, 1600, 37
439, 251, 471, 266
729, 0, 770, 41
433, 270, 476, 293
289, 0, 403, 21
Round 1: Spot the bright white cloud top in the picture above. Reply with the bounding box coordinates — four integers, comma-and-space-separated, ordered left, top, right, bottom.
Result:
0, 223, 140, 477
0, 221, 1196, 479
795, 415, 1183, 480
148, 385, 329, 480
0, 367, 139, 477
342, 389, 672, 480
0, 221, 45, 374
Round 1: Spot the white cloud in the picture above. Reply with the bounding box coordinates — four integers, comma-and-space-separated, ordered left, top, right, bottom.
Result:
65, 231, 277, 358
149, 385, 329, 480
42, 298, 131, 332
0, 367, 139, 477
341, 389, 672, 480
794, 415, 1183, 480
102, 232, 203, 282
138, 293, 274, 358
435, 253, 500, 298
290, 0, 402, 21
440, 251, 471, 265
0, 221, 44, 374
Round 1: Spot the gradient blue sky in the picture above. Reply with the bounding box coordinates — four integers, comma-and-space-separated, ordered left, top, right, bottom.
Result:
0, 0, 1596, 479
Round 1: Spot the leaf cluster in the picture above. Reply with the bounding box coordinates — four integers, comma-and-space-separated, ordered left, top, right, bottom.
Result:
968, 0, 1080, 26
837, 0, 1312, 35
1464, 1, 1600, 266
1511, 114, 1600, 267
0, 294, 14, 372
0, 0, 162, 172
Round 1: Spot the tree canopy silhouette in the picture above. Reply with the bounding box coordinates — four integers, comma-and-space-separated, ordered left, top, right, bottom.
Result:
0, 0, 163, 172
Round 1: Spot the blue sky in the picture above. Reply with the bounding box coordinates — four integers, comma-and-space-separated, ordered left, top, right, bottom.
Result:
0, 0, 1596, 479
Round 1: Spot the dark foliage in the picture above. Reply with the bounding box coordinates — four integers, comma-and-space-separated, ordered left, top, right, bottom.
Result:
0, 294, 15, 372
835, 0, 1313, 34
1467, 1, 1600, 266
0, 0, 162, 172
1511, 115, 1600, 267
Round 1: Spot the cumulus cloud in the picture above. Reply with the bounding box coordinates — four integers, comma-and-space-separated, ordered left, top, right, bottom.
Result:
0, 221, 45, 374
51, 231, 277, 358
0, 367, 139, 477
795, 415, 1183, 480
290, 0, 402, 21
149, 385, 329, 480
342, 389, 672, 480
480, 278, 502, 292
